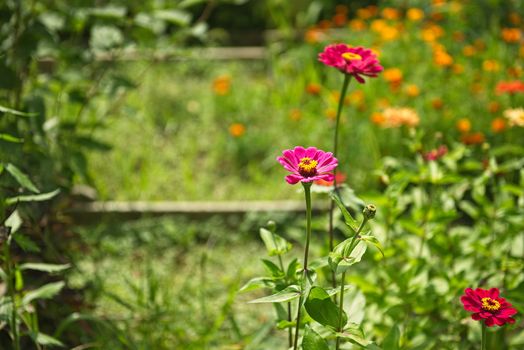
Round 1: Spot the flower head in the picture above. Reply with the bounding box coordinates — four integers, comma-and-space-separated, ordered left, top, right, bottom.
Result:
213, 76, 231, 95
277, 146, 338, 185
229, 123, 245, 137
318, 44, 383, 83
461, 288, 517, 327
504, 108, 524, 127
496, 81, 524, 95
378, 107, 420, 128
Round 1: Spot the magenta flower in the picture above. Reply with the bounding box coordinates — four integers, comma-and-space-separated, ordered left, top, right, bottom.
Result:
461, 287, 518, 327
318, 44, 383, 83
277, 146, 338, 185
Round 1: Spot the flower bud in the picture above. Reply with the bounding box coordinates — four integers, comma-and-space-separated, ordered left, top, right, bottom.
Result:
363, 204, 377, 220
267, 220, 277, 232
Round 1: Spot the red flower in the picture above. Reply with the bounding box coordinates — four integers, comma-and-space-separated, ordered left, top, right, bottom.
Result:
424, 145, 448, 161
460, 288, 517, 327
495, 80, 524, 95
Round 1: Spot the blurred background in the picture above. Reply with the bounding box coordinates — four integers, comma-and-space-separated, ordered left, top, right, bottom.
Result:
1, 0, 523, 349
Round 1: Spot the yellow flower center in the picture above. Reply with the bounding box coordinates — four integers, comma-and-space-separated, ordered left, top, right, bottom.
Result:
342, 52, 363, 61
298, 157, 318, 177
481, 297, 501, 312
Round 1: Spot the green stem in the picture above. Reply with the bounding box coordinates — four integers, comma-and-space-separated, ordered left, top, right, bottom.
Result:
335, 217, 367, 350
481, 322, 487, 350
328, 74, 351, 289
4, 232, 20, 350
270, 233, 292, 348
293, 183, 313, 350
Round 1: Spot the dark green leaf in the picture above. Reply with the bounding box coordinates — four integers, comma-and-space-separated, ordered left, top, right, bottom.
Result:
304, 286, 347, 329
382, 325, 400, 350
302, 325, 329, 350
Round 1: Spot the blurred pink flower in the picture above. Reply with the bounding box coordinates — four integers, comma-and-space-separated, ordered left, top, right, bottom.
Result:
277, 146, 338, 185
424, 145, 448, 161
318, 44, 383, 83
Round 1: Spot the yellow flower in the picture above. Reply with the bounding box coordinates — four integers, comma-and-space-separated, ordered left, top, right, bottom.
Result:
407, 8, 424, 21
483, 60, 500, 72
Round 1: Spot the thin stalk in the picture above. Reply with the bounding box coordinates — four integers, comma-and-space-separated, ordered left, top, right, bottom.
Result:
328, 74, 351, 289
4, 234, 20, 350
335, 217, 367, 350
481, 322, 487, 350
293, 183, 313, 350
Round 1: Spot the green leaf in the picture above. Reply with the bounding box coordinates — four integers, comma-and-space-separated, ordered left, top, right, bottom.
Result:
32, 332, 64, 347
286, 258, 299, 281
260, 228, 292, 256
54, 312, 103, 338
0, 134, 23, 143
304, 286, 347, 329
0, 104, 37, 117
6, 188, 60, 205
153, 9, 191, 26
20, 263, 70, 274
261, 259, 283, 278
329, 240, 367, 274
239, 277, 274, 293
331, 192, 358, 232
382, 325, 400, 350
5, 163, 40, 193
23, 281, 65, 305
248, 285, 301, 304
302, 325, 329, 350
5, 209, 22, 234
359, 235, 384, 257
336, 323, 374, 347
13, 234, 40, 252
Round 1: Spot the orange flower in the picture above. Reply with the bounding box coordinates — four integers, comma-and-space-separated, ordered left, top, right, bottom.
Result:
325, 108, 337, 120
335, 5, 349, 15
333, 13, 347, 27
421, 24, 444, 42
405, 84, 420, 97
502, 28, 521, 43
474, 39, 486, 50
382, 7, 400, 20
452, 64, 464, 74
434, 49, 453, 67
318, 20, 332, 30
349, 19, 366, 31
462, 45, 476, 57
213, 76, 231, 95
456, 118, 471, 133
289, 108, 301, 121
371, 112, 386, 125
509, 12, 521, 25
483, 60, 500, 72
306, 83, 321, 95
383, 68, 403, 84
431, 98, 444, 110
407, 8, 424, 21
488, 101, 500, 113
491, 118, 506, 133
460, 132, 485, 145
357, 7, 374, 20
305, 28, 325, 43
453, 31, 465, 42
229, 123, 245, 137
371, 19, 388, 33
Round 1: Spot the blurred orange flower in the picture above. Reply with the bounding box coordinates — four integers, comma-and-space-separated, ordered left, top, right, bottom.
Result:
407, 8, 424, 21
462, 45, 476, 57
349, 19, 367, 31
305, 28, 325, 43
333, 13, 347, 27
434, 50, 453, 67
325, 108, 337, 120
306, 83, 322, 95
509, 12, 521, 25
488, 101, 500, 113
422, 24, 444, 42
502, 28, 521, 43
335, 5, 349, 15
495, 81, 524, 94
405, 84, 420, 97
289, 108, 301, 121
461, 132, 485, 145
382, 7, 400, 20
483, 60, 500, 72
229, 123, 245, 137
318, 20, 332, 30
383, 68, 403, 85
456, 118, 471, 133
213, 76, 231, 95
432, 98, 444, 110
491, 118, 506, 133
371, 112, 386, 125
452, 64, 464, 74
357, 7, 375, 20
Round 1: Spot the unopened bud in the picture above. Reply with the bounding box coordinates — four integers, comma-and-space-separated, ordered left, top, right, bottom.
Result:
363, 204, 377, 220
267, 220, 277, 232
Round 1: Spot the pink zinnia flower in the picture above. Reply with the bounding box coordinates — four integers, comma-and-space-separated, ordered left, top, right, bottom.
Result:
277, 146, 338, 185
460, 288, 517, 327
318, 44, 383, 83
424, 145, 448, 161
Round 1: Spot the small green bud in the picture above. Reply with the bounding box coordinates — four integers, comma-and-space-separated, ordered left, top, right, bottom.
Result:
267, 220, 277, 232
363, 204, 377, 220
